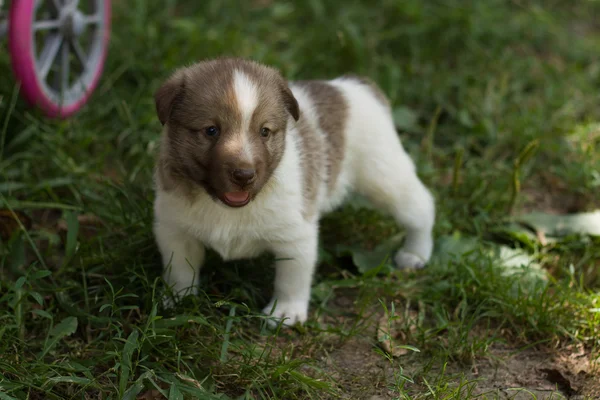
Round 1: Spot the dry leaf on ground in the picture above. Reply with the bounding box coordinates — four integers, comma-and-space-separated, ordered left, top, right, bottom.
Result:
376, 304, 419, 357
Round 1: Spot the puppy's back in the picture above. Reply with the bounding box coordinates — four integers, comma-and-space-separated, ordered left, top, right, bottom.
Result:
288, 75, 397, 216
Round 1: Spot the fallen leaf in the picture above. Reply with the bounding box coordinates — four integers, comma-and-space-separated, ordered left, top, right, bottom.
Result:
77, 214, 105, 226
376, 303, 420, 357
57, 213, 105, 239
431, 233, 547, 292
175, 373, 204, 389
494, 245, 546, 285
429, 231, 480, 265
491, 222, 543, 250
557, 343, 592, 376
336, 233, 404, 274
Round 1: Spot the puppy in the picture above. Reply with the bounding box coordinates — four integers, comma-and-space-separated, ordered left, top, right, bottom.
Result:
152, 58, 435, 325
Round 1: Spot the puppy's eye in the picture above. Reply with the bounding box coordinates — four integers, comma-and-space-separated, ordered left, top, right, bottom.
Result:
260, 127, 271, 138
205, 126, 220, 137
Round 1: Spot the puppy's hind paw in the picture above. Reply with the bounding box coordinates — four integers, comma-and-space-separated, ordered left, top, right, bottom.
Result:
262, 299, 308, 328
160, 292, 180, 310
394, 250, 426, 270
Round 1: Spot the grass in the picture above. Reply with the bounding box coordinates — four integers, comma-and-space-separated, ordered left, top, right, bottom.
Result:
1, 0, 600, 398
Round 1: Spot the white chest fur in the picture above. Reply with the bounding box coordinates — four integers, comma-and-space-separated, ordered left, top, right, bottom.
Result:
155, 193, 301, 260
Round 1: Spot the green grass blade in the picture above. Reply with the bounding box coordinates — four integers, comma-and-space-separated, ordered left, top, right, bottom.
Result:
119, 330, 140, 396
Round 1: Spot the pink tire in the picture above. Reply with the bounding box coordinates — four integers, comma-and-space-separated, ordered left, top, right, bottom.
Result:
8, 0, 111, 119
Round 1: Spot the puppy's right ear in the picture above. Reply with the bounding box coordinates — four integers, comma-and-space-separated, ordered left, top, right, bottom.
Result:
154, 70, 185, 125
281, 84, 300, 122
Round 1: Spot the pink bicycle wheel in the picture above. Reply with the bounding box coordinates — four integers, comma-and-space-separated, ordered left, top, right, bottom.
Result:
8, 0, 111, 119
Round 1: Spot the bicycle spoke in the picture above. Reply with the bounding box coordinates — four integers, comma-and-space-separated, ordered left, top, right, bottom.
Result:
38, 33, 64, 80
51, 0, 62, 12
82, 11, 102, 25
70, 38, 87, 69
60, 41, 71, 95
33, 19, 62, 31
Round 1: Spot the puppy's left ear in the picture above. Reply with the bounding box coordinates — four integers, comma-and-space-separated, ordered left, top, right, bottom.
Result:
281, 84, 300, 121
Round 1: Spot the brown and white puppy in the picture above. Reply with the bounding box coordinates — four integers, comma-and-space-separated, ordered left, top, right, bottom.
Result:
153, 58, 435, 325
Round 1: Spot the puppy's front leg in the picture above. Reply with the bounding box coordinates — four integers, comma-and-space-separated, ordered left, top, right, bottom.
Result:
154, 222, 205, 305
263, 227, 318, 326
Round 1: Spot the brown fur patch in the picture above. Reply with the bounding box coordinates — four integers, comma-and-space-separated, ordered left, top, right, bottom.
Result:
294, 80, 348, 195
343, 74, 391, 109
154, 58, 299, 206
293, 110, 323, 220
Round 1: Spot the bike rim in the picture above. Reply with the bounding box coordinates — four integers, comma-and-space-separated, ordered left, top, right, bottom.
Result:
31, 0, 108, 109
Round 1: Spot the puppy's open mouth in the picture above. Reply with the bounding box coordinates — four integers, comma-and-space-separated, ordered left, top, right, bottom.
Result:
222, 191, 251, 207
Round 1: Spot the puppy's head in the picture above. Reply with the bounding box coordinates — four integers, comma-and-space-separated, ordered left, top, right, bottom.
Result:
154, 58, 299, 207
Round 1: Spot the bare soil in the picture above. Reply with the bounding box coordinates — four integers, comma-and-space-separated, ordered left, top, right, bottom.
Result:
312, 331, 599, 399
308, 295, 600, 400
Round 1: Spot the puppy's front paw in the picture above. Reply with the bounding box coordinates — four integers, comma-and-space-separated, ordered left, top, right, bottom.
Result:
161, 284, 197, 310
162, 295, 177, 310
394, 250, 426, 269
262, 299, 308, 328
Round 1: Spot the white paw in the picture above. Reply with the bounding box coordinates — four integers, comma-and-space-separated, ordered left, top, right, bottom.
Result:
161, 284, 197, 309
394, 250, 426, 269
162, 295, 176, 310
262, 299, 308, 328
162, 292, 186, 310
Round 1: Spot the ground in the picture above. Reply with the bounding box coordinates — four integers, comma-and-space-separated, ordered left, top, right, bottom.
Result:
0, 0, 600, 399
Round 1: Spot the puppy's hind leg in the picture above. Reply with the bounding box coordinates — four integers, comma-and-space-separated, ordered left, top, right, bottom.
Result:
356, 151, 435, 269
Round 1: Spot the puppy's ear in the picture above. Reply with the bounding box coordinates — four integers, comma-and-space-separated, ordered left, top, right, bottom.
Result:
280, 84, 300, 121
155, 70, 186, 125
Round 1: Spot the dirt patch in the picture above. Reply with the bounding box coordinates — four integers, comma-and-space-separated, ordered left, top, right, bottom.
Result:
312, 334, 599, 399
520, 172, 593, 215
305, 294, 600, 399
457, 343, 600, 399
317, 337, 392, 399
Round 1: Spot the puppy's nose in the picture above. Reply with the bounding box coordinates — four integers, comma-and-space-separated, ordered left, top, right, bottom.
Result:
231, 168, 256, 186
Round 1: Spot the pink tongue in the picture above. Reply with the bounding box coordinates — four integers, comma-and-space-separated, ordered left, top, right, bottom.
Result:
224, 192, 249, 203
